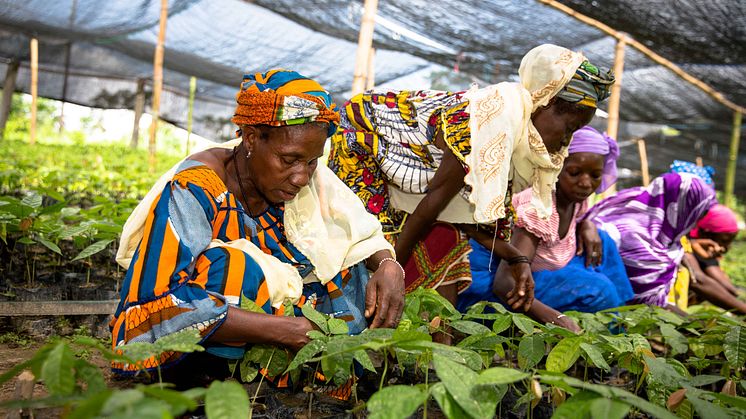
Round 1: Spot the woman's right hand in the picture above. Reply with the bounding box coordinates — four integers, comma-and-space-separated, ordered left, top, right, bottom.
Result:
280, 316, 315, 352
505, 262, 535, 312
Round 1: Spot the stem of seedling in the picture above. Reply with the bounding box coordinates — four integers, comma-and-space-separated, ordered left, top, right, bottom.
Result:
379, 349, 389, 392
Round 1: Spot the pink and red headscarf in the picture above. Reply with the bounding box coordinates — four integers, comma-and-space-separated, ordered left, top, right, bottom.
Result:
690, 204, 739, 237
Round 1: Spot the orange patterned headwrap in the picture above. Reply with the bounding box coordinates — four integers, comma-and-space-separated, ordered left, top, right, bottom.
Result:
231, 69, 340, 137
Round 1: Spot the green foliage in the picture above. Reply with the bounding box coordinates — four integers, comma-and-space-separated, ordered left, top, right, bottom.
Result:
205, 380, 250, 419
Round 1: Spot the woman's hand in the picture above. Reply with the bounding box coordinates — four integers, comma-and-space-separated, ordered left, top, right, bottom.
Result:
365, 258, 406, 329
280, 316, 315, 352
505, 262, 535, 312
552, 314, 581, 333
577, 220, 602, 267
691, 238, 724, 259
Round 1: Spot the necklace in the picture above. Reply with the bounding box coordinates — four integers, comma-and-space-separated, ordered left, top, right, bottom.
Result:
231, 145, 257, 219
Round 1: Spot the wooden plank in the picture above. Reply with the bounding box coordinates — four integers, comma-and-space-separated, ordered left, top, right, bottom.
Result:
350, 0, 378, 96
637, 138, 650, 187
0, 300, 118, 316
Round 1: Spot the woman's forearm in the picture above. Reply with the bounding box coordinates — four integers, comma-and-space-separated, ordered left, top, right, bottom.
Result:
208, 306, 312, 351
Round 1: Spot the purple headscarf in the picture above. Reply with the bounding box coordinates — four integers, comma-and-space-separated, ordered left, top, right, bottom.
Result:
568, 126, 619, 193
582, 173, 716, 307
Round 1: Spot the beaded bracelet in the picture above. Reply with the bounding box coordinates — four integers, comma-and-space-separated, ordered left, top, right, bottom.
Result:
378, 257, 406, 279
506, 255, 530, 266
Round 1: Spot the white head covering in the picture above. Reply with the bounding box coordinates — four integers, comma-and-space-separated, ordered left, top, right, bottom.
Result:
464, 44, 586, 222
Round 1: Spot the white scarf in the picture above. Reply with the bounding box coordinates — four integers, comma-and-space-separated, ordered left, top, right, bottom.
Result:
465, 44, 586, 222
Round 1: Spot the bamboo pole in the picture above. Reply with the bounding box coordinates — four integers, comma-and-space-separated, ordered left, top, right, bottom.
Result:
537, 0, 746, 115
606, 35, 627, 142
0, 59, 19, 140
130, 78, 145, 148
637, 138, 650, 186
350, 0, 378, 96
724, 111, 742, 207
365, 48, 376, 90
148, 0, 168, 172
29, 38, 38, 145
59, 42, 71, 133
186, 76, 196, 156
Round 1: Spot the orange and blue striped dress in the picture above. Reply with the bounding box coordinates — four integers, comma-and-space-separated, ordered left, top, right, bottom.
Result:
111, 160, 368, 374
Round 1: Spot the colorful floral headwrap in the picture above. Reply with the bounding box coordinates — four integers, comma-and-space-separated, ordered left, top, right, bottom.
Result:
568, 125, 619, 193
669, 160, 715, 186
231, 69, 340, 137
556, 60, 615, 108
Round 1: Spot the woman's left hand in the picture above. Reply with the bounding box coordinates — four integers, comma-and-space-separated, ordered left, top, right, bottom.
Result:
365, 259, 406, 329
577, 220, 602, 267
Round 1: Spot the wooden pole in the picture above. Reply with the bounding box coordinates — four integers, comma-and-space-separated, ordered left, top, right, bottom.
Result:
637, 138, 650, 187
724, 111, 742, 207
186, 76, 196, 156
365, 47, 376, 90
606, 35, 627, 142
59, 42, 71, 133
537, 0, 746, 115
350, 0, 378, 96
0, 59, 20, 140
148, 0, 169, 172
695, 157, 703, 167
29, 38, 38, 146
130, 78, 145, 148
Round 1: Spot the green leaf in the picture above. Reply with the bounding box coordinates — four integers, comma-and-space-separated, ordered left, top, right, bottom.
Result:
71, 239, 113, 261
476, 367, 529, 386
580, 343, 611, 372
546, 337, 583, 373
518, 334, 545, 369
240, 361, 258, 383
491, 315, 513, 334
353, 350, 377, 373
512, 314, 536, 335
724, 325, 746, 370
688, 375, 725, 387
75, 359, 106, 394
686, 393, 732, 419
40, 342, 76, 396
366, 385, 428, 419
21, 193, 42, 209
37, 237, 62, 255
59, 224, 90, 239
660, 323, 689, 356
301, 303, 329, 334
450, 320, 492, 336
17, 236, 34, 245
328, 318, 349, 335
155, 329, 204, 354
286, 339, 326, 373
205, 380, 249, 419
643, 355, 686, 387
140, 385, 199, 417
589, 397, 631, 419
240, 294, 267, 313
67, 389, 113, 419
432, 354, 497, 419
551, 390, 598, 419
430, 382, 470, 419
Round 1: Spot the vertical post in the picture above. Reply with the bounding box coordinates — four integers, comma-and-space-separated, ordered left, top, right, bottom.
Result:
695, 156, 703, 167
365, 47, 376, 90
606, 35, 626, 142
59, 42, 72, 133
0, 59, 20, 140
130, 78, 145, 148
148, 0, 168, 172
724, 111, 742, 208
350, 0, 378, 96
185, 76, 196, 156
637, 138, 650, 187
29, 38, 38, 145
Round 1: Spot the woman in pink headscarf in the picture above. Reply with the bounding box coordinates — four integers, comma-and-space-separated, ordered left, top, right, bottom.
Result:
683, 204, 746, 313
